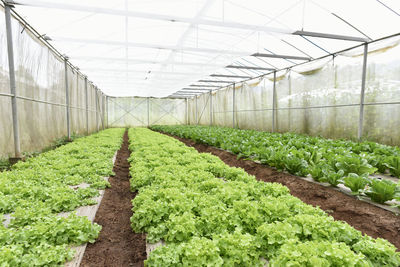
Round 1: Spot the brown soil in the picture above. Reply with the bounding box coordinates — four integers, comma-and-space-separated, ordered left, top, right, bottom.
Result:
81, 131, 146, 267
162, 132, 400, 250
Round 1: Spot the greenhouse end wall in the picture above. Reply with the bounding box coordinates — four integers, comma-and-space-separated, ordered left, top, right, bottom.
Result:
189, 35, 400, 146
107, 97, 187, 127
0, 6, 106, 159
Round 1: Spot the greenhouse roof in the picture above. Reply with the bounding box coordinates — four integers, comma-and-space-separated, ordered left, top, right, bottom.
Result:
4, 0, 400, 97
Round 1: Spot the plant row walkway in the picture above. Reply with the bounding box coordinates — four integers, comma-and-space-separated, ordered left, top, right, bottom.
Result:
81, 130, 146, 266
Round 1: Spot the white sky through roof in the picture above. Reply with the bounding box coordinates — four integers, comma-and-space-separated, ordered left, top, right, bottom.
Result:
10, 0, 400, 97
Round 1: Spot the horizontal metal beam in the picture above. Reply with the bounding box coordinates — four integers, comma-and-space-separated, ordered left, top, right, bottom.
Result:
174, 91, 202, 94
13, 0, 291, 34
251, 53, 310, 61
190, 84, 220, 87
170, 93, 197, 96
172, 92, 201, 95
180, 90, 208, 93
82, 68, 203, 76
170, 94, 199, 97
198, 80, 233, 83
74, 56, 221, 67
178, 92, 206, 95
172, 95, 200, 97
226, 65, 275, 71
60, 36, 352, 60
293, 30, 369, 42
210, 74, 252, 78
182, 87, 210, 91
54, 37, 255, 56
169, 97, 194, 99
11, 1, 370, 49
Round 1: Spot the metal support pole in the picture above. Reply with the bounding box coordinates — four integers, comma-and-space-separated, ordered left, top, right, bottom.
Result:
272, 71, 277, 132
195, 96, 198, 125
147, 97, 150, 127
185, 98, 188, 125
358, 43, 368, 141
101, 93, 105, 130
106, 96, 108, 128
84, 76, 89, 134
232, 83, 235, 128
4, 4, 21, 158
209, 90, 213, 126
95, 87, 99, 132
64, 58, 71, 140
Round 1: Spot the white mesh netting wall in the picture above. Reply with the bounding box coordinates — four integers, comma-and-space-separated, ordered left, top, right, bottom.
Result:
188, 35, 400, 146
0, 6, 106, 158
107, 97, 186, 127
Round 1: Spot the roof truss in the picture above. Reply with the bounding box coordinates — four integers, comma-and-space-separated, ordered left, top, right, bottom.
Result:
226, 65, 275, 71
190, 84, 219, 87
13, 1, 368, 42
210, 74, 252, 78
198, 80, 233, 83
251, 53, 311, 61
181, 88, 211, 91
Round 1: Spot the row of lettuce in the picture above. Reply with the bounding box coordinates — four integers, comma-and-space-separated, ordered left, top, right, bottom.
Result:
151, 125, 400, 205
0, 128, 124, 266
0, 133, 83, 172
128, 128, 400, 266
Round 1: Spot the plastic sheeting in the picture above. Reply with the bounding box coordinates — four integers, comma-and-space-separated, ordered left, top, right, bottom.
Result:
0, 6, 106, 158
107, 97, 186, 127
11, 0, 400, 97
188, 35, 400, 146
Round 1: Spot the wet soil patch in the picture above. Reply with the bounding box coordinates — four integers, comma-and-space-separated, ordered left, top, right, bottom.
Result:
161, 132, 400, 250
81, 131, 146, 266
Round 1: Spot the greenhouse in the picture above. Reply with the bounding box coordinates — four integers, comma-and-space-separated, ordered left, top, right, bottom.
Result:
0, 0, 400, 266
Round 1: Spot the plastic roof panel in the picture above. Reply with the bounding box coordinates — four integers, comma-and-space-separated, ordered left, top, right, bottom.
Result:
7, 0, 400, 97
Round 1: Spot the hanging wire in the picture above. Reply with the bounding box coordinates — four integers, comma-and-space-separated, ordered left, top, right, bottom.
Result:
263, 47, 295, 65
280, 39, 313, 58
376, 0, 400, 17
308, 0, 372, 40
255, 56, 278, 69
300, 36, 331, 54
331, 13, 372, 40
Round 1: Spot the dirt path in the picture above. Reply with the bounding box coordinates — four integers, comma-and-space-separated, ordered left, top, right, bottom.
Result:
81, 131, 146, 267
161, 132, 400, 250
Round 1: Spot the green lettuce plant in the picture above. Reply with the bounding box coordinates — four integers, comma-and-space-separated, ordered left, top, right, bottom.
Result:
365, 179, 397, 204
343, 173, 370, 195
150, 125, 400, 206
0, 128, 124, 266
129, 128, 400, 266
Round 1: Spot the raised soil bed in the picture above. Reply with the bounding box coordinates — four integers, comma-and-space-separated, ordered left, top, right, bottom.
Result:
165, 133, 400, 250
80, 131, 146, 267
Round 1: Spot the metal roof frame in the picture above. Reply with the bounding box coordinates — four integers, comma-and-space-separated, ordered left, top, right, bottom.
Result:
5, 0, 400, 98
181, 87, 210, 92
210, 74, 252, 78
293, 30, 369, 42
189, 85, 219, 88
12, 1, 370, 43
74, 56, 222, 67
198, 80, 233, 83
251, 53, 311, 61
226, 65, 275, 71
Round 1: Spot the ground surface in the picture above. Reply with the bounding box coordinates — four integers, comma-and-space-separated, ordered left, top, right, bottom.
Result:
81, 131, 146, 267
164, 133, 400, 250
